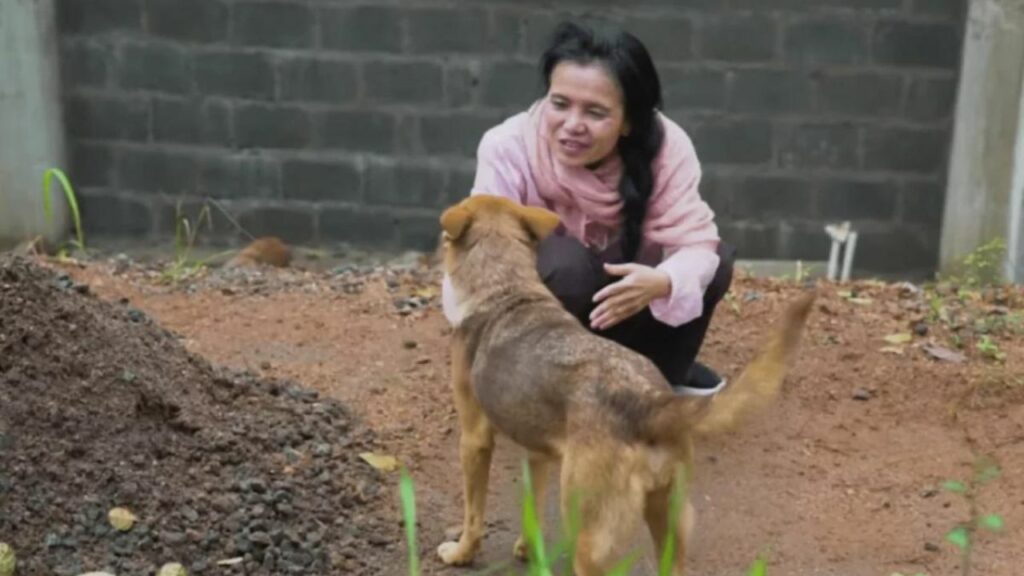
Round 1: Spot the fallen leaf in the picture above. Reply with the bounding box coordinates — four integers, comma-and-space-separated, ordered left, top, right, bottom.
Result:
0, 543, 15, 576
157, 562, 189, 576
359, 452, 399, 472
879, 346, 905, 355
849, 297, 873, 306
217, 557, 244, 566
108, 507, 138, 532
413, 286, 438, 299
923, 344, 967, 364
883, 333, 913, 345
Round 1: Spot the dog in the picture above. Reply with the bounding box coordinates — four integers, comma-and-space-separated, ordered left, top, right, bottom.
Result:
436, 195, 814, 574
224, 236, 291, 269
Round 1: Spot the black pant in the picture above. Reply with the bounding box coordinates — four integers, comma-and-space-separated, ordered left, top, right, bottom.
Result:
536, 235, 736, 388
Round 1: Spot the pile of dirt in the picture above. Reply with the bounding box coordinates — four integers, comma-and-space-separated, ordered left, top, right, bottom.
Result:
0, 256, 396, 575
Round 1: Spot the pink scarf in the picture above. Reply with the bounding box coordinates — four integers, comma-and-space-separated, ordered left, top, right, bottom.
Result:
521, 99, 711, 249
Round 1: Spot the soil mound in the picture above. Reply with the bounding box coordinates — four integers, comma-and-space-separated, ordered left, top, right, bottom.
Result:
0, 256, 395, 575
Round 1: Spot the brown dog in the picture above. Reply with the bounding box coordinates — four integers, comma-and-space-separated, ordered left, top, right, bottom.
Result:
436, 195, 814, 574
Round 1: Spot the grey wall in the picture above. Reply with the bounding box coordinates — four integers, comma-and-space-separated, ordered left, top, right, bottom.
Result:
56, 0, 965, 274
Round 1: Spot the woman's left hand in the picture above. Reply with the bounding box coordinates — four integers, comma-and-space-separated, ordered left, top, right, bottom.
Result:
589, 263, 671, 331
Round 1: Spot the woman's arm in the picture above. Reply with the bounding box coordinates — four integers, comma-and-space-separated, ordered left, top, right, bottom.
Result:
644, 117, 721, 327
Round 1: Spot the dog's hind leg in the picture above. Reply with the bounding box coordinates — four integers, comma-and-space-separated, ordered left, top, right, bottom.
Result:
562, 449, 643, 576
513, 451, 556, 561
438, 335, 496, 566
643, 481, 695, 575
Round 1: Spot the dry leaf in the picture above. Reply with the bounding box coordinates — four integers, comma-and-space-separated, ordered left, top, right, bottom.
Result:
883, 333, 913, 345
0, 543, 15, 576
359, 452, 399, 472
923, 344, 967, 364
157, 562, 188, 576
217, 557, 244, 566
849, 297, 873, 306
413, 286, 438, 299
108, 507, 138, 532
879, 346, 905, 355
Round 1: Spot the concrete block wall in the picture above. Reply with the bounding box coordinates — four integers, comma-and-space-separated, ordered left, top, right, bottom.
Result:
56, 0, 965, 273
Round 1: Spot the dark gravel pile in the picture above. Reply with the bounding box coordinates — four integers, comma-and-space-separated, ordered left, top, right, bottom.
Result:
0, 256, 397, 575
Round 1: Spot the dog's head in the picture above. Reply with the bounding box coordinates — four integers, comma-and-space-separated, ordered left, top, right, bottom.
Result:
438, 195, 560, 273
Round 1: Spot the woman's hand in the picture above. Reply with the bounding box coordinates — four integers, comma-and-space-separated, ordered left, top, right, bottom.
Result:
589, 263, 671, 331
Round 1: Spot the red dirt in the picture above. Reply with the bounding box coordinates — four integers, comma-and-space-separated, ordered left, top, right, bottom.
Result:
45, 253, 1024, 575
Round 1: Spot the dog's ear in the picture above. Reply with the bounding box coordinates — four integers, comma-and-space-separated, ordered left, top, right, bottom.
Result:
516, 205, 560, 241
440, 204, 472, 241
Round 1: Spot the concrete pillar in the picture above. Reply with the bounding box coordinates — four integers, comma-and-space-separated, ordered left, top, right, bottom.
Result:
0, 0, 67, 248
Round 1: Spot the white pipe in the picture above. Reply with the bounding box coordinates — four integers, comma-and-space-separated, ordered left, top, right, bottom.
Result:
841, 232, 858, 282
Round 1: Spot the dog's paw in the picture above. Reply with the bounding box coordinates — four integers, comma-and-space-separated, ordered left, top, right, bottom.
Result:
512, 536, 529, 562
437, 541, 474, 566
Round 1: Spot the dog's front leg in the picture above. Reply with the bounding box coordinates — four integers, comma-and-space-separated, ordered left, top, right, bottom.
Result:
438, 335, 495, 566
513, 452, 555, 561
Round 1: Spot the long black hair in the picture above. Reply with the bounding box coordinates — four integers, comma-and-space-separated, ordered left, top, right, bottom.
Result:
540, 19, 665, 262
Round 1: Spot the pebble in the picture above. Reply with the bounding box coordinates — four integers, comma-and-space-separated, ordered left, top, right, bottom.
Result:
852, 388, 873, 401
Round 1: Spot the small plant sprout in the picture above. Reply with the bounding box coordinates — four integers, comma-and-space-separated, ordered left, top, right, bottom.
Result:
41, 167, 85, 257
943, 456, 1005, 576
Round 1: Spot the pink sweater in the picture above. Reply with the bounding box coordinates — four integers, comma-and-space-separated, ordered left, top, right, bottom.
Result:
460, 109, 720, 327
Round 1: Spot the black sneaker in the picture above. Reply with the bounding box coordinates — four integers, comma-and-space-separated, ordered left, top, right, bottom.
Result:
675, 361, 727, 397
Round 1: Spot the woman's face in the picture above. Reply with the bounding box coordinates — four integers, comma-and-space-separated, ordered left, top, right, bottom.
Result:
544, 61, 629, 168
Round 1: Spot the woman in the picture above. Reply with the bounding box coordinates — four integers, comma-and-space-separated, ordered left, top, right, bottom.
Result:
449, 18, 735, 396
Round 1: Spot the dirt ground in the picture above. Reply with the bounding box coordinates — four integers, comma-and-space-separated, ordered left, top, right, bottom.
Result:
18, 245, 1024, 575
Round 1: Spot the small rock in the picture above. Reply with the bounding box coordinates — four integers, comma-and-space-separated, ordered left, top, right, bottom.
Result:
913, 322, 929, 337
112, 254, 131, 275
260, 361, 272, 370
924, 542, 940, 552
403, 340, 418, 350
283, 447, 303, 463
852, 388, 873, 401
181, 507, 199, 523
54, 274, 74, 291
212, 494, 241, 513
920, 488, 938, 499
162, 531, 187, 546
242, 479, 268, 494
250, 531, 273, 547
127, 308, 146, 323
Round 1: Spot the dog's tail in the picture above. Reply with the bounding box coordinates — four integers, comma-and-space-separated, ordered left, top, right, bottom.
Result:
643, 290, 816, 443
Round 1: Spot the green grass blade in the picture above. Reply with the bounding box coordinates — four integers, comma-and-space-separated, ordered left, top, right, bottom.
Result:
42, 168, 84, 251
658, 465, 688, 576
748, 555, 768, 576
521, 460, 550, 575
548, 491, 582, 567
941, 480, 966, 494
399, 469, 419, 576
605, 550, 640, 576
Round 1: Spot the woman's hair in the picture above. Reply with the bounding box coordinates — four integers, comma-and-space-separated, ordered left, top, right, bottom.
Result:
540, 19, 665, 261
